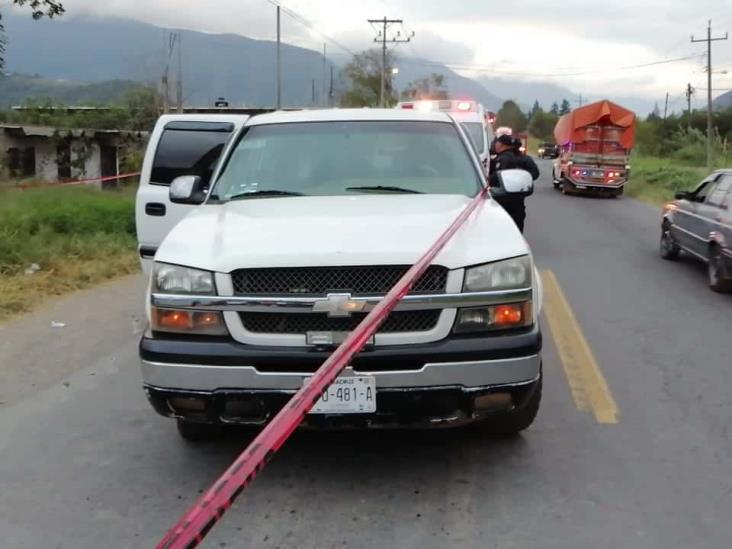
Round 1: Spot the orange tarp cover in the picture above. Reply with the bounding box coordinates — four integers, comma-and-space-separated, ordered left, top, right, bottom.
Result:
554, 100, 636, 149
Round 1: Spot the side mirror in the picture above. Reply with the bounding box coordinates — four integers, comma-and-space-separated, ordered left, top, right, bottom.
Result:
495, 169, 534, 197
170, 175, 206, 205
674, 191, 689, 200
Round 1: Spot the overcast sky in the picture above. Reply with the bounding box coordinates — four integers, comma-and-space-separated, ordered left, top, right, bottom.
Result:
26, 0, 732, 104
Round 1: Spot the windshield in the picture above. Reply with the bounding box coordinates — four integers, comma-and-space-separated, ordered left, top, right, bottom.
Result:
463, 122, 486, 154
211, 121, 482, 200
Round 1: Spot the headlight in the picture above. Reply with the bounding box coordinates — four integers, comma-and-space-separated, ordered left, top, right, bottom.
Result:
153, 263, 215, 294
150, 264, 226, 335
463, 256, 532, 292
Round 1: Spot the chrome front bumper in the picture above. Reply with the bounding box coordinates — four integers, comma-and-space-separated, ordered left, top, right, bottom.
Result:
141, 354, 541, 392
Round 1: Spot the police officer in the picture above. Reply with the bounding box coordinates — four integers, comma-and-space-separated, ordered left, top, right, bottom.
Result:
489, 134, 540, 233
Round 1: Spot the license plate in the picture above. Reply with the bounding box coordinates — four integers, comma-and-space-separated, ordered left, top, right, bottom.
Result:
591, 170, 604, 177
307, 376, 376, 414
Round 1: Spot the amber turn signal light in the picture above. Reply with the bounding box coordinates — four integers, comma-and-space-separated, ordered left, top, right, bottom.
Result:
493, 304, 524, 327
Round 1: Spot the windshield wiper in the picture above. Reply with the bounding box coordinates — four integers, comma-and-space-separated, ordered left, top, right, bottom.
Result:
346, 185, 423, 194
228, 190, 305, 200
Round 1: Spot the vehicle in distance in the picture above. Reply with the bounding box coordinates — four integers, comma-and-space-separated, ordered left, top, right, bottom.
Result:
537, 143, 559, 159
396, 99, 494, 172
552, 99, 636, 198
138, 108, 542, 441
660, 169, 732, 292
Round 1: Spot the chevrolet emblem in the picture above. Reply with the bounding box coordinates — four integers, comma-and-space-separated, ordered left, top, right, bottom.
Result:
312, 293, 366, 318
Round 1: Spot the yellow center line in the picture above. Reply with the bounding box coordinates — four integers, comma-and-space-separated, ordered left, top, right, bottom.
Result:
541, 270, 619, 424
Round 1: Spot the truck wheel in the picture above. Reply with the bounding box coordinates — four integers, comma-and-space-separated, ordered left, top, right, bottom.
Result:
561, 181, 573, 195
474, 375, 542, 436
660, 226, 680, 260
708, 246, 732, 293
176, 419, 225, 442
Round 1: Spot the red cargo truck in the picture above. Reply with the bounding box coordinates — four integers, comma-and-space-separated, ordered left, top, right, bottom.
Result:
552, 100, 636, 198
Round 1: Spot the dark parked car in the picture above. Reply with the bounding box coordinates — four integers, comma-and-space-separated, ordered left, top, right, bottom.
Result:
660, 169, 732, 292
537, 143, 559, 159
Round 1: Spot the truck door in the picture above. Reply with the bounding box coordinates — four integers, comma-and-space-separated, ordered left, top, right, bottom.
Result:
135, 121, 238, 271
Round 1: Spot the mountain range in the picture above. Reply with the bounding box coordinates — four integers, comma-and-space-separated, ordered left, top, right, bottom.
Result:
713, 91, 732, 111
1, 12, 665, 115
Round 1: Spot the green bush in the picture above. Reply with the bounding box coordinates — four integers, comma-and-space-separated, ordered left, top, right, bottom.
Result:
0, 186, 136, 275
626, 156, 707, 204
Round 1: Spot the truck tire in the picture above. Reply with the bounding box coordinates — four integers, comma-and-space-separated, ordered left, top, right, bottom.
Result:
708, 246, 732, 293
561, 180, 574, 195
176, 419, 225, 442
474, 375, 542, 436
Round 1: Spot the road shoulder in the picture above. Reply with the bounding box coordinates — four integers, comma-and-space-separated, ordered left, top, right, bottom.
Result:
0, 273, 147, 406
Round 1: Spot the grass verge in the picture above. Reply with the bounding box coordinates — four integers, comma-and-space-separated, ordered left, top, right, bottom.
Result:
0, 185, 138, 322
625, 156, 708, 205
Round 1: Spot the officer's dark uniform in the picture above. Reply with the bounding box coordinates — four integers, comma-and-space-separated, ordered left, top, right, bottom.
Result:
489, 136, 540, 232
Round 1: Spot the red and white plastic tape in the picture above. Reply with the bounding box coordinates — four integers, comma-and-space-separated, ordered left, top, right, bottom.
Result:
156, 187, 489, 549
16, 172, 141, 189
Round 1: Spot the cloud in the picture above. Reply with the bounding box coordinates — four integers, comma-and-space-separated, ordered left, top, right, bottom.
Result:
35, 0, 732, 100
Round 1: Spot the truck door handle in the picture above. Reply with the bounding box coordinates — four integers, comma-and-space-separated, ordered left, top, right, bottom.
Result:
145, 203, 166, 216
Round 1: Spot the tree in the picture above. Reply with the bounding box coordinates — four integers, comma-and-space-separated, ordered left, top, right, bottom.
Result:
550, 101, 560, 116
341, 49, 397, 107
1, 1, 65, 68
124, 86, 162, 131
495, 100, 528, 133
559, 99, 572, 115
647, 103, 662, 121
530, 100, 542, 118
401, 73, 449, 100
529, 111, 559, 141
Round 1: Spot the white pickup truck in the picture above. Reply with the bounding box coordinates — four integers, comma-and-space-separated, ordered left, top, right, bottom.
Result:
136, 109, 542, 441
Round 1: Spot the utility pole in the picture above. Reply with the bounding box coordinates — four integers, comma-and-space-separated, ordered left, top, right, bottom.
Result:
161, 31, 169, 113
692, 20, 728, 168
312, 79, 316, 105
276, 5, 282, 109
162, 31, 177, 113
329, 65, 334, 107
686, 83, 695, 129
176, 32, 183, 113
578, 93, 584, 107
663, 92, 669, 122
368, 17, 414, 107
322, 43, 327, 107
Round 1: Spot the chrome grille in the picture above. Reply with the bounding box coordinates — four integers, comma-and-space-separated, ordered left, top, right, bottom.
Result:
240, 310, 441, 334
231, 265, 448, 296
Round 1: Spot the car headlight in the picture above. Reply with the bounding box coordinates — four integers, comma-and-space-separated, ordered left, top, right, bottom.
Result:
153, 263, 215, 294
150, 263, 227, 336
463, 256, 532, 292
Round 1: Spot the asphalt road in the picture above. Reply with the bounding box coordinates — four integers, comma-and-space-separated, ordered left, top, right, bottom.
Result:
1, 160, 731, 548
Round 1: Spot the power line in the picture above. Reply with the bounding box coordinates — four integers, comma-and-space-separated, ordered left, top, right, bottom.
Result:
395, 54, 702, 78
265, 0, 356, 57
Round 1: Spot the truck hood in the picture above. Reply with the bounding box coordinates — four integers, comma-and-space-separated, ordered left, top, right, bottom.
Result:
155, 194, 529, 272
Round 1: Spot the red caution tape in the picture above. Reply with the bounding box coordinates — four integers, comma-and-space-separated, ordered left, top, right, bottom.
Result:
16, 172, 141, 189
156, 187, 489, 549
